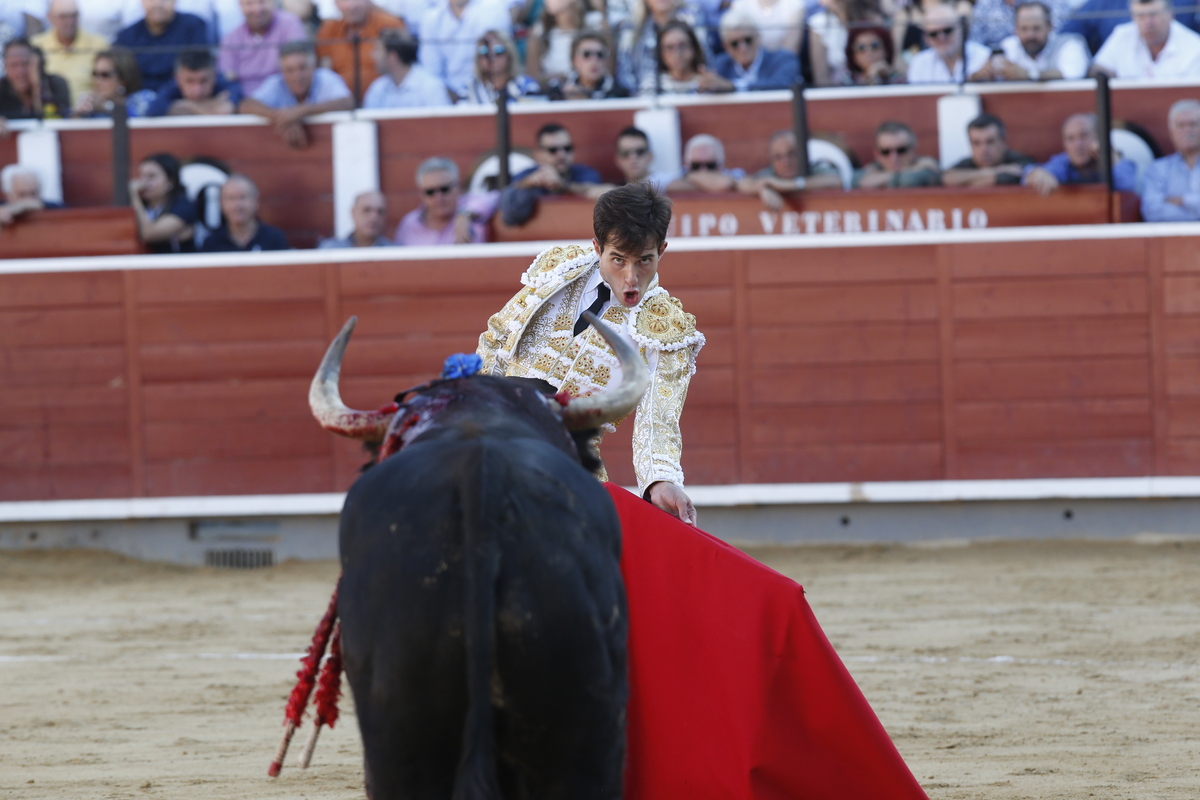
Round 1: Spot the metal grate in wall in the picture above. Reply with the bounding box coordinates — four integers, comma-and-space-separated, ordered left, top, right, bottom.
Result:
204, 549, 275, 569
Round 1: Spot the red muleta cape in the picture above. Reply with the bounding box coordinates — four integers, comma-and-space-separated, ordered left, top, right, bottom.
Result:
608, 484, 929, 800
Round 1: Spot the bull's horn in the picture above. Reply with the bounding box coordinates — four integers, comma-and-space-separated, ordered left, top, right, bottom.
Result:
309, 316, 396, 441
560, 311, 650, 431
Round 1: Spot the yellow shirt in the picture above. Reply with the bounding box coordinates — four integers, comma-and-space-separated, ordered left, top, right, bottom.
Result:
30, 28, 111, 108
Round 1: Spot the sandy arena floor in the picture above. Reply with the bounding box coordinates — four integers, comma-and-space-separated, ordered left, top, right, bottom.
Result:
1, 538, 1197, 799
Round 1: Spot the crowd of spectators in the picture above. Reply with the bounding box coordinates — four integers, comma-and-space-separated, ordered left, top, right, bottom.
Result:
4, 0, 1200, 249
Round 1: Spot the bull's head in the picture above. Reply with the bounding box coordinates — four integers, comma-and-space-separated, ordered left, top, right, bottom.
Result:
309, 314, 650, 444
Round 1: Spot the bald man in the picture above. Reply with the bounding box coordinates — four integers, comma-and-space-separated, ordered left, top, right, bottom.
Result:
200, 175, 290, 251
31, 0, 111, 102
318, 190, 393, 248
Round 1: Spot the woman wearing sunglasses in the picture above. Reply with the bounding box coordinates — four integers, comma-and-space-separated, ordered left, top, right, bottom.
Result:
527, 0, 590, 85
547, 30, 631, 99
461, 29, 543, 104
73, 48, 154, 117
807, 0, 888, 86
638, 19, 707, 94
844, 24, 904, 85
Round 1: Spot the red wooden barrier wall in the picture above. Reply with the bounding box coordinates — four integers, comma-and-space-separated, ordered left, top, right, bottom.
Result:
3, 229, 1200, 502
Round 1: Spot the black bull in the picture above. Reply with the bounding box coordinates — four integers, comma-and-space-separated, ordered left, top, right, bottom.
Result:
309, 316, 649, 800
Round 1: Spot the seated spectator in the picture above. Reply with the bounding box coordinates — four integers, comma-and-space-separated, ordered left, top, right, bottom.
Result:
527, 0, 586, 84
218, 0, 308, 95
737, 130, 843, 209
1091, 0, 1200, 79
977, 1, 1090, 81
942, 113, 1036, 186
0, 39, 71, 120
317, 0, 405, 100
710, 7, 799, 90
729, 0, 805, 53
616, 0, 709, 94
969, 0, 1072, 49
1063, 0, 1198, 57
613, 126, 673, 191
395, 157, 498, 244
1023, 112, 1137, 195
907, 2, 990, 83
546, 31, 631, 100
74, 48, 156, 117
460, 29, 541, 104
638, 19, 709, 95
30, 0, 111, 105
129, 152, 198, 253
241, 40, 352, 146
845, 25, 904, 86
115, 0, 210, 93
1140, 99, 1200, 221
201, 174, 290, 251
853, 121, 941, 188
146, 48, 243, 115
667, 133, 744, 193
808, 0, 887, 87
418, 0, 512, 100
0, 165, 56, 227
318, 189, 393, 247
362, 28, 450, 107
499, 122, 605, 226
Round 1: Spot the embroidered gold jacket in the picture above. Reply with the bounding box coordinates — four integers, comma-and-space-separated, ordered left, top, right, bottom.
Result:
477, 244, 705, 495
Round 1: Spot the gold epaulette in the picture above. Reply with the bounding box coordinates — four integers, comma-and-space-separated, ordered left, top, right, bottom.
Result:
634, 293, 699, 348
528, 244, 592, 278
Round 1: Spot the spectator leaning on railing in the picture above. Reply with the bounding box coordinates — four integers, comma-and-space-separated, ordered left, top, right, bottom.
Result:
499, 122, 605, 227
218, 0, 308, 94
31, 0, 111, 104
941, 113, 1036, 187
115, 0, 209, 93
1022, 112, 1137, 195
362, 28, 451, 107
241, 40, 353, 146
737, 130, 843, 210
969, 0, 1072, 49
1140, 99, 1200, 222
146, 47, 243, 115
0, 164, 59, 228
853, 121, 942, 188
1090, 0, 1200, 79
667, 133, 744, 193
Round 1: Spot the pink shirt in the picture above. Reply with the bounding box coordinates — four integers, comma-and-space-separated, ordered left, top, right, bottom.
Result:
394, 192, 498, 246
218, 10, 308, 94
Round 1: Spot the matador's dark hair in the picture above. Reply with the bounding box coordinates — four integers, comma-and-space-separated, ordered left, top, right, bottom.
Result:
592, 182, 672, 254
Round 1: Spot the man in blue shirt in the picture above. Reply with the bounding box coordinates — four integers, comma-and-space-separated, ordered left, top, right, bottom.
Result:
146, 48, 243, 115
240, 41, 355, 149
1023, 112, 1138, 195
1141, 99, 1200, 221
709, 7, 799, 92
115, 0, 209, 93
1062, 0, 1198, 54
499, 123, 606, 227
201, 174, 289, 251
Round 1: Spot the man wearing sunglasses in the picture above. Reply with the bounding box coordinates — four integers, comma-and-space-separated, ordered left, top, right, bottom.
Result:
395, 156, 497, 245
613, 126, 672, 191
666, 133, 743, 193
709, 7, 799, 91
853, 121, 942, 189
479, 182, 704, 525
905, 1, 991, 83
499, 122, 605, 227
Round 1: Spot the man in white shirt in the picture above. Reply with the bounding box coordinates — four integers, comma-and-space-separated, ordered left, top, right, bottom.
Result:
363, 28, 451, 107
1092, 0, 1200, 79
906, 2, 991, 83
418, 0, 511, 99
978, 1, 1090, 81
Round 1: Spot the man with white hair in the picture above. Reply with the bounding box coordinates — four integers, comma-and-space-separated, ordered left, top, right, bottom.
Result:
710, 7, 799, 91
1141, 99, 1200, 221
906, 2, 991, 83
667, 133, 743, 193
0, 164, 59, 227
1091, 0, 1200, 79
31, 0, 111, 103
395, 156, 497, 244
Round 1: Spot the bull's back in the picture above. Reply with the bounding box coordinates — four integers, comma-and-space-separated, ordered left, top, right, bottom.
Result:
337, 434, 627, 800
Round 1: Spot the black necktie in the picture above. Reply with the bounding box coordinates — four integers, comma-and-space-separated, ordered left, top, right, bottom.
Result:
573, 283, 610, 336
